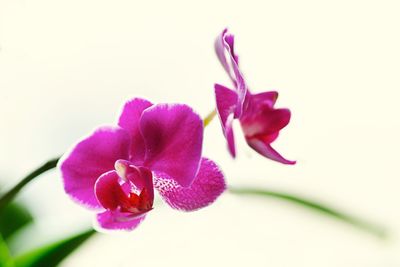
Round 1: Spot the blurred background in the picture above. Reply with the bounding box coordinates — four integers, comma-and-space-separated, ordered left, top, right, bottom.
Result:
1, 0, 400, 266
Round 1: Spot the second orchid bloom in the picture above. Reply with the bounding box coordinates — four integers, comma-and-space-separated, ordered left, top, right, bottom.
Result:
59, 98, 226, 231
214, 29, 296, 164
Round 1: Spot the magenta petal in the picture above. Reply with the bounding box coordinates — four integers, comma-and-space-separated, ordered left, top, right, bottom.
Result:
215, 28, 240, 84
155, 158, 226, 211
246, 137, 296, 165
118, 98, 153, 165
233, 80, 247, 118
215, 28, 235, 83
246, 91, 279, 110
96, 210, 147, 231
224, 33, 239, 64
214, 29, 247, 117
60, 127, 130, 208
225, 114, 236, 157
215, 84, 237, 130
230, 62, 247, 118
140, 104, 203, 187
215, 84, 237, 157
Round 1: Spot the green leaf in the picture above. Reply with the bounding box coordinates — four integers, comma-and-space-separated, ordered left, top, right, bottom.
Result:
0, 202, 33, 241
14, 229, 95, 267
0, 234, 14, 267
229, 187, 388, 239
0, 157, 60, 211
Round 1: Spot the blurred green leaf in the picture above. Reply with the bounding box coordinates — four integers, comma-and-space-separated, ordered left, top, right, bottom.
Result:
0, 157, 60, 211
229, 187, 387, 239
0, 202, 33, 241
0, 234, 14, 267
14, 229, 95, 267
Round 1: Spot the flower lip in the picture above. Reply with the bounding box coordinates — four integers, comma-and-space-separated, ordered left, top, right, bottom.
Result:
113, 210, 150, 223
114, 159, 155, 202
240, 106, 291, 139
95, 164, 154, 219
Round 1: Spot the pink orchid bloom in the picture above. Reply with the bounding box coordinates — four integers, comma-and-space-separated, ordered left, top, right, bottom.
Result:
214, 28, 295, 165
59, 98, 226, 231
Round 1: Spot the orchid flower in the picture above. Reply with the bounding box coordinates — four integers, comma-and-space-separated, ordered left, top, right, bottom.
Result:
59, 98, 226, 231
214, 28, 295, 164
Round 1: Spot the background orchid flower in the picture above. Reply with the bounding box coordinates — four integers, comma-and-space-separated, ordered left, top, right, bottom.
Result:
59, 98, 226, 231
214, 28, 295, 165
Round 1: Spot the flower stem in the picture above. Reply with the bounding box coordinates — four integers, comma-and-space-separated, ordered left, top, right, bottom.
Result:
203, 109, 217, 127
0, 157, 61, 210
229, 187, 388, 239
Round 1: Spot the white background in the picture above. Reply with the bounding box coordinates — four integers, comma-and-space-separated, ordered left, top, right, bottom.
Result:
1, 0, 400, 266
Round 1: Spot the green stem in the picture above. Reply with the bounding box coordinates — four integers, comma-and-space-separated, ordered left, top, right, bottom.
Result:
229, 187, 388, 239
0, 157, 60, 210
203, 109, 217, 127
